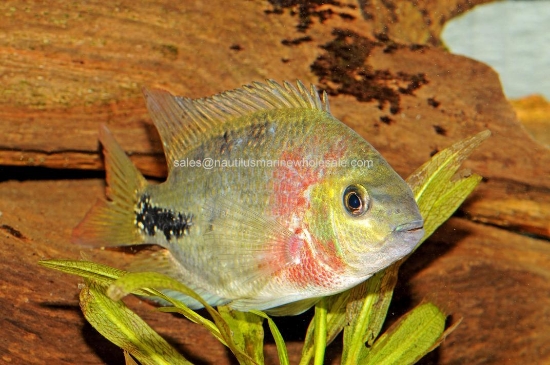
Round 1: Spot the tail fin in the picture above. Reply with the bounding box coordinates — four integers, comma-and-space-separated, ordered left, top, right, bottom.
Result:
72, 125, 148, 247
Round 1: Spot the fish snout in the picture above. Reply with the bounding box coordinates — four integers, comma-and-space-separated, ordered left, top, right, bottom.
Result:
393, 219, 425, 252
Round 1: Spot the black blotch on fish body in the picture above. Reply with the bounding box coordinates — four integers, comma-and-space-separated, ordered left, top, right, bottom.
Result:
220, 130, 234, 155
219, 122, 271, 154
135, 195, 193, 241
247, 122, 269, 143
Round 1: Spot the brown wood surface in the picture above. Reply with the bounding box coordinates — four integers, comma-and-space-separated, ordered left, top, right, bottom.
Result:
1, 0, 549, 364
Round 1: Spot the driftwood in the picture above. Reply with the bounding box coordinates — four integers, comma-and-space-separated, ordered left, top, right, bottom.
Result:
1, 0, 549, 364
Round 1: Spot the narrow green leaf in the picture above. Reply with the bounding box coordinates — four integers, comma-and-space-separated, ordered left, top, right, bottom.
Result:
299, 289, 352, 365
313, 298, 328, 365
80, 281, 192, 365
218, 306, 265, 365
107, 271, 258, 365
363, 303, 446, 365
350, 266, 402, 357
39, 259, 125, 285
299, 326, 315, 365
408, 130, 490, 198
341, 269, 397, 365
38, 260, 152, 297
420, 173, 482, 241
250, 310, 290, 365
407, 130, 491, 242
39, 259, 230, 353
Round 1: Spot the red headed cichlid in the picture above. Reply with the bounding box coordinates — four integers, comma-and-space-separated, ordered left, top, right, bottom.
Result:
73, 80, 423, 316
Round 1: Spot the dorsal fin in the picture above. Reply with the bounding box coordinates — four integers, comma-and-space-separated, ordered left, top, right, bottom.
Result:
143, 80, 330, 173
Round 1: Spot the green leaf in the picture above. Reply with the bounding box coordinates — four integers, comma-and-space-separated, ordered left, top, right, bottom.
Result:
38, 260, 152, 297
340, 269, 399, 365
407, 130, 491, 242
363, 303, 446, 365
39, 259, 125, 285
218, 306, 265, 365
107, 271, 258, 365
250, 310, 290, 365
313, 298, 328, 365
38, 259, 255, 363
299, 290, 350, 365
80, 280, 192, 365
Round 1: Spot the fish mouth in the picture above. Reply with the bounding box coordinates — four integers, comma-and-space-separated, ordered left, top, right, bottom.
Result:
385, 220, 425, 259
394, 220, 424, 234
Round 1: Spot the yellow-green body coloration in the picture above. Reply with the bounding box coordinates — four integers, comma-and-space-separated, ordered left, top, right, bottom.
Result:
73, 80, 423, 315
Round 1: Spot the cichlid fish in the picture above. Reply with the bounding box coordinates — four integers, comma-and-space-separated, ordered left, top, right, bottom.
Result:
73, 80, 424, 316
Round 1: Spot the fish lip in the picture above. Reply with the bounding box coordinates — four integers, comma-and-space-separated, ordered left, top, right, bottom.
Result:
380, 220, 425, 261
394, 220, 424, 233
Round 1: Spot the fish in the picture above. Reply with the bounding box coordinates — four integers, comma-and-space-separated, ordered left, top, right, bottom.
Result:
72, 80, 424, 316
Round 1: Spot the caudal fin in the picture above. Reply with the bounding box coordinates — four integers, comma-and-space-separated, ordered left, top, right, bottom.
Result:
72, 125, 148, 247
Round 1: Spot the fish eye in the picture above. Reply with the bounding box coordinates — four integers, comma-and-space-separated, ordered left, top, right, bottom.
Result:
343, 185, 370, 217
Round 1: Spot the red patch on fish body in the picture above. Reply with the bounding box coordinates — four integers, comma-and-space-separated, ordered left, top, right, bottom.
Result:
271, 140, 347, 219
282, 234, 346, 289
271, 148, 317, 219
269, 141, 349, 289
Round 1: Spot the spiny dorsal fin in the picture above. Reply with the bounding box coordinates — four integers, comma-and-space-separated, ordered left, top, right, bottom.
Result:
143, 80, 330, 173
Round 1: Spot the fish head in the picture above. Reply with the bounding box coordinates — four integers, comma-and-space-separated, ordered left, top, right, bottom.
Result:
308, 147, 424, 277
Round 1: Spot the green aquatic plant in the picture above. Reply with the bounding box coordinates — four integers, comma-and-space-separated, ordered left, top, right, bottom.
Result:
40, 130, 490, 365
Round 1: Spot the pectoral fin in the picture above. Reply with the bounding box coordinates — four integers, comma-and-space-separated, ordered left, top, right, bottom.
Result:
199, 195, 300, 291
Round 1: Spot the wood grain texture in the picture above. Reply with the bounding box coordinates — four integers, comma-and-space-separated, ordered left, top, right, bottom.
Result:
1, 0, 549, 364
